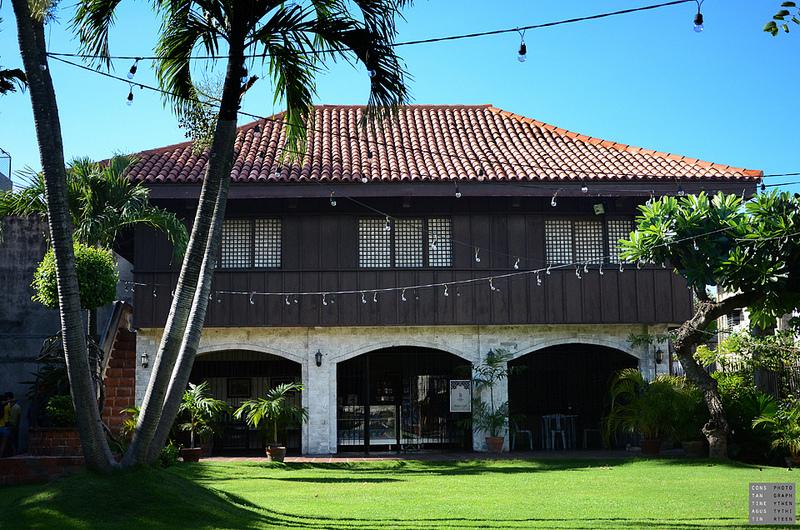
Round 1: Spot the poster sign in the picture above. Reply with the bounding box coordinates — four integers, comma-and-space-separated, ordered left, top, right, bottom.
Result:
449, 380, 472, 413
749, 482, 795, 525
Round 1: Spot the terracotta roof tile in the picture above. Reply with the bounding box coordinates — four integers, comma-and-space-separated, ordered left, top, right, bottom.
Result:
126, 104, 762, 184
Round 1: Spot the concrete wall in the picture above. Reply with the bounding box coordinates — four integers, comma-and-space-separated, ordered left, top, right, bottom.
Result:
136, 323, 670, 455
0, 217, 59, 451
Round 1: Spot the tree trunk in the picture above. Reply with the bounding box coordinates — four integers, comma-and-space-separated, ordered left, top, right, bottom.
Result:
11, 0, 115, 472
122, 37, 245, 467
144, 43, 243, 464
672, 291, 764, 459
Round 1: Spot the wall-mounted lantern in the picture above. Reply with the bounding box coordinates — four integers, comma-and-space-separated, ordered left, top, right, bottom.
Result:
315, 350, 323, 367
140, 352, 149, 368
654, 348, 664, 365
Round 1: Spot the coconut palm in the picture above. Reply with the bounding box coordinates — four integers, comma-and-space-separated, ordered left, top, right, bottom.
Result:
9, 0, 116, 472
0, 18, 27, 95
74, 0, 412, 466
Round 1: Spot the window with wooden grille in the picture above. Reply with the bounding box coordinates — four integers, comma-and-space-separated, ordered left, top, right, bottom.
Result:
545, 220, 573, 264
607, 219, 634, 263
574, 220, 604, 263
358, 218, 391, 268
428, 218, 453, 267
220, 218, 282, 269
358, 217, 452, 268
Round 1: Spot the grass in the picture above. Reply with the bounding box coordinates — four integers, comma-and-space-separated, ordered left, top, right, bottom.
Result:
0, 457, 794, 529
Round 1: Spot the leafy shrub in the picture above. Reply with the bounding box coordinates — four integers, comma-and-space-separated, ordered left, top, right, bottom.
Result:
120, 406, 140, 442
753, 399, 800, 457
159, 441, 180, 468
45, 394, 76, 427
715, 371, 776, 462
32, 243, 119, 310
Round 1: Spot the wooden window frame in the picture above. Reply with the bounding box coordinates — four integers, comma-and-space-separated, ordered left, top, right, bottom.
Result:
219, 217, 283, 270
358, 216, 452, 269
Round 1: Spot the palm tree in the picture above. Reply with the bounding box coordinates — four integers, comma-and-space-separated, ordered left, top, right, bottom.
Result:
9, 0, 117, 472
1, 18, 27, 95
234, 382, 307, 448
75, 0, 412, 466
177, 381, 228, 449
0, 155, 189, 337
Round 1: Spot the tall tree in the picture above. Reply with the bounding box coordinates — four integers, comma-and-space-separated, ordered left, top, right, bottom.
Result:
9, 0, 116, 472
1, 17, 27, 95
75, 0, 412, 466
621, 191, 800, 458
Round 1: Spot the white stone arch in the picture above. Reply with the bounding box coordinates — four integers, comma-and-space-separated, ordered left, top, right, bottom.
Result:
508, 336, 642, 364
330, 339, 475, 365
196, 342, 305, 365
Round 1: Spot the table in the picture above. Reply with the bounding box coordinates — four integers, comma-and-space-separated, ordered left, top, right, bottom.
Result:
540, 414, 578, 450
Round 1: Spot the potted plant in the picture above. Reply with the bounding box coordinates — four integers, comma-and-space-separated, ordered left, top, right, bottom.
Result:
753, 399, 800, 467
473, 349, 515, 454
234, 382, 308, 462
177, 381, 228, 463
672, 381, 708, 457
605, 368, 680, 455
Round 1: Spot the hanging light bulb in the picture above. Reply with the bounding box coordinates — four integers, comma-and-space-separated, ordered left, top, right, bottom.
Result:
474, 248, 481, 263
444, 284, 449, 297
677, 184, 686, 197
430, 236, 438, 251
152, 287, 157, 298
619, 261, 624, 273
126, 87, 134, 106
368, 69, 376, 78
249, 292, 255, 305
373, 291, 378, 303
514, 258, 520, 270
489, 278, 499, 292
546, 264, 552, 275
575, 266, 582, 279
384, 216, 391, 232
361, 292, 367, 304
401, 289, 407, 302
293, 296, 298, 304
456, 286, 462, 297
127, 58, 140, 80
583, 262, 589, 274
581, 184, 588, 194
599, 263, 604, 276
551, 190, 558, 207
322, 293, 328, 306
329, 191, 337, 207
285, 295, 291, 306
517, 29, 527, 63
361, 176, 369, 184
536, 271, 542, 286
693, 11, 704, 33
455, 182, 462, 199
240, 66, 249, 84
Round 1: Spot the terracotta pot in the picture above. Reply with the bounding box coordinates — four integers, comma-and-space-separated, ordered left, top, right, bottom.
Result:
267, 445, 287, 462
681, 440, 705, 458
641, 438, 661, 455
180, 447, 203, 463
485, 436, 505, 454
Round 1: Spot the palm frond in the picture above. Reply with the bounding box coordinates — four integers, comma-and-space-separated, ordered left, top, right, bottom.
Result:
0, 67, 27, 95
72, 0, 124, 69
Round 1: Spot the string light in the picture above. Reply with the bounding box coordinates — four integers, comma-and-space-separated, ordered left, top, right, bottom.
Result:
361, 176, 369, 184
546, 264, 552, 275
361, 292, 367, 304
677, 184, 686, 196
126, 86, 134, 106
152, 287, 157, 298
384, 216, 391, 231
401, 288, 407, 302
444, 284, 449, 297
285, 295, 291, 305
430, 235, 438, 251
599, 263, 604, 275
619, 262, 624, 273
583, 262, 589, 274
581, 184, 588, 194
489, 277, 499, 292
127, 58, 140, 80
249, 292, 255, 305
575, 265, 582, 279
536, 271, 542, 286
517, 29, 527, 62
329, 191, 337, 207
475, 248, 481, 263
551, 190, 559, 208
514, 257, 520, 270
373, 291, 378, 303
322, 293, 328, 305
693, 0, 704, 32
454, 182, 462, 199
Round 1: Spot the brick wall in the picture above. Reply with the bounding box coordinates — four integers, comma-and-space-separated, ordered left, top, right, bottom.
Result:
103, 328, 137, 434
0, 456, 84, 486
29, 427, 83, 457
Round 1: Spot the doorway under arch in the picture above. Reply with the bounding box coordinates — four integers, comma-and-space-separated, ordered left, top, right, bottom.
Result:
189, 349, 302, 455
508, 344, 638, 450
336, 346, 472, 453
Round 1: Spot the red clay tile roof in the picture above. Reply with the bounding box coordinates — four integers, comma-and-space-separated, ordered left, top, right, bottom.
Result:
127, 104, 762, 184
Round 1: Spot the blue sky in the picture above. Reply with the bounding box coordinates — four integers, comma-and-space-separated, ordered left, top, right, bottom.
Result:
0, 0, 798, 191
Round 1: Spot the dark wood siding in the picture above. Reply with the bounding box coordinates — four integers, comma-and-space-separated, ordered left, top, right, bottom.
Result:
132, 196, 693, 328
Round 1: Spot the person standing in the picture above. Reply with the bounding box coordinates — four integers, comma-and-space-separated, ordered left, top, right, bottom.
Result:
4, 393, 21, 456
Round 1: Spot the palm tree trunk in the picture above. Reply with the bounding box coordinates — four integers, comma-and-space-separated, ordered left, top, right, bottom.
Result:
11, 0, 115, 472
144, 44, 243, 464
130, 35, 245, 467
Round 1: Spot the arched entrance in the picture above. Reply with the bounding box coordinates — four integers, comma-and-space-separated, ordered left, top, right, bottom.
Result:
189, 349, 302, 455
336, 347, 472, 453
508, 344, 637, 450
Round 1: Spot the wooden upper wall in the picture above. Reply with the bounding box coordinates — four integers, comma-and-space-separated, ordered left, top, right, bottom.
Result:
131, 195, 693, 328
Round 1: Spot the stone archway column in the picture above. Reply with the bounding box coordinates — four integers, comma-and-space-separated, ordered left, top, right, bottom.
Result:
304, 349, 335, 455
472, 361, 509, 452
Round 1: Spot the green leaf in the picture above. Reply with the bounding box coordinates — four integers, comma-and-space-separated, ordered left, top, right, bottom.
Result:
781, 2, 797, 7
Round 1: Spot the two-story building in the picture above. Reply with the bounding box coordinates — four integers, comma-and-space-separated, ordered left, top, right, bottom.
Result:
123, 104, 760, 454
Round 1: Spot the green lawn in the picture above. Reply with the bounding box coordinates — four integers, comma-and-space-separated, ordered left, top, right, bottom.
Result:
1, 458, 794, 529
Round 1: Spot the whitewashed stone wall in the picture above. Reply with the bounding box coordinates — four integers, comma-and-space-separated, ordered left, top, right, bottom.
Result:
135, 323, 670, 454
